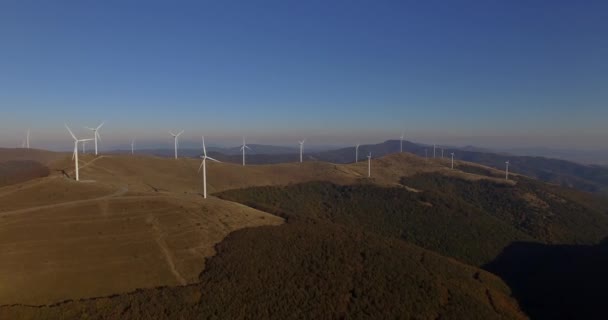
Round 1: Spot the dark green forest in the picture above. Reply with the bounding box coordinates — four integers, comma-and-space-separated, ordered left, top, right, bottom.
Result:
218, 174, 608, 266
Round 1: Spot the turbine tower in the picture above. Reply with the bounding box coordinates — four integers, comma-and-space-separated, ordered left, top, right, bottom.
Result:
85, 122, 104, 156
169, 130, 184, 159
26, 129, 30, 149
400, 132, 404, 153
65, 124, 93, 181
367, 152, 372, 177
198, 136, 221, 199
298, 139, 305, 163
450, 152, 455, 169
240, 137, 251, 166
505, 160, 510, 180
131, 138, 135, 155
441, 148, 444, 159
355, 143, 360, 163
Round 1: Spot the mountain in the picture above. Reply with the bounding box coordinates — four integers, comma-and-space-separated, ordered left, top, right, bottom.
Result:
107, 141, 608, 194
1, 215, 527, 319
501, 147, 608, 165
3, 149, 607, 318
217, 172, 608, 266
312, 141, 608, 194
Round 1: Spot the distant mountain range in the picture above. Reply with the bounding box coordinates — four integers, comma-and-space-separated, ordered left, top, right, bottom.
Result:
108, 140, 608, 194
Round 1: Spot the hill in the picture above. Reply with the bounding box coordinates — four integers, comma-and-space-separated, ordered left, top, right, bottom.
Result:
0, 151, 284, 305
192, 140, 608, 194
110, 140, 608, 194
3, 149, 605, 318
0, 218, 526, 319
217, 181, 533, 266
217, 172, 608, 266
0, 160, 50, 187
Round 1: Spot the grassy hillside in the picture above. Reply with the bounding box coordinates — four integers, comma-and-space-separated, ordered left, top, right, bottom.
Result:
1, 220, 526, 319
0, 160, 49, 187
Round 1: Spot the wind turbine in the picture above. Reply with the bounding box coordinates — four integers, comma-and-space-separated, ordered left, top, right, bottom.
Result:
240, 137, 251, 166
367, 152, 372, 177
355, 143, 360, 163
298, 139, 305, 163
198, 136, 221, 199
169, 130, 184, 159
131, 138, 135, 155
65, 124, 93, 181
505, 161, 510, 180
441, 148, 444, 159
26, 129, 30, 149
85, 122, 104, 156
400, 132, 404, 153
450, 152, 455, 169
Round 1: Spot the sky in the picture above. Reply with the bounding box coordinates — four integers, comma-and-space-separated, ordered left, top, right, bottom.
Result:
1, 0, 607, 151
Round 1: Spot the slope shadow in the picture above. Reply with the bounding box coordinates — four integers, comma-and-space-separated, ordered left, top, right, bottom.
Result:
484, 239, 608, 319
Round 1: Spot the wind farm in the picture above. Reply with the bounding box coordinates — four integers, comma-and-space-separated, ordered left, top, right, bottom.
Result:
2, 1, 608, 319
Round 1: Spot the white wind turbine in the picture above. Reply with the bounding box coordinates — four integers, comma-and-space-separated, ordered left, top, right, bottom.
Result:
400, 132, 404, 152
240, 137, 251, 166
355, 143, 360, 163
450, 152, 455, 169
26, 129, 30, 149
169, 130, 184, 159
505, 160, 510, 180
441, 148, 444, 159
367, 152, 372, 177
198, 136, 221, 199
298, 139, 305, 163
85, 122, 104, 156
131, 138, 135, 155
65, 124, 93, 181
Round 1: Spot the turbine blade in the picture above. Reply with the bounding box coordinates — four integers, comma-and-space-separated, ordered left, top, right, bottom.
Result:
177, 130, 184, 136
198, 160, 204, 173
207, 157, 221, 163
96, 131, 101, 142
202, 136, 207, 156
65, 124, 77, 141
97, 122, 105, 130
245, 146, 252, 150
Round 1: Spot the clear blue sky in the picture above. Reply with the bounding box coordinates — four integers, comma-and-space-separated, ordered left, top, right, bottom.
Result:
1, 0, 607, 150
